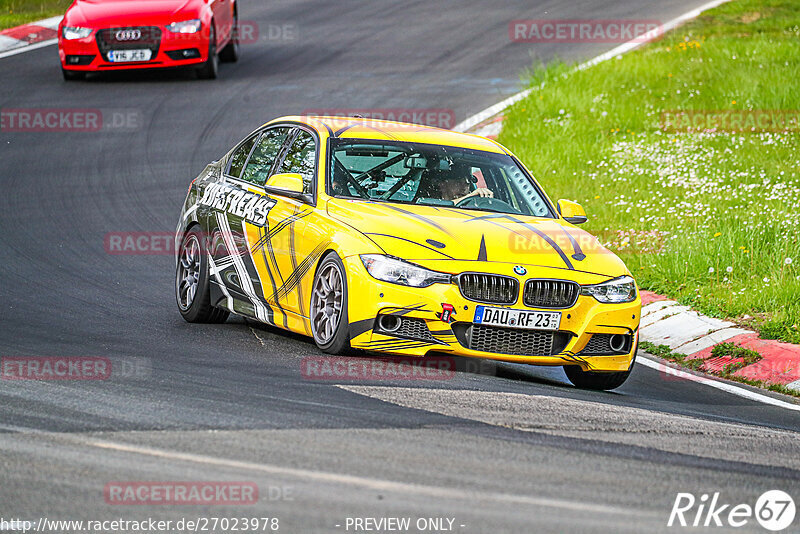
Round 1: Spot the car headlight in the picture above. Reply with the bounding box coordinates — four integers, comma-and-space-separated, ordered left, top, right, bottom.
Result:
581, 275, 637, 303
166, 19, 202, 34
62, 27, 92, 40
360, 255, 451, 288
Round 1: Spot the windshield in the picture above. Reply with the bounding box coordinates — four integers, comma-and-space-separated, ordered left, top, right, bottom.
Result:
328, 140, 554, 217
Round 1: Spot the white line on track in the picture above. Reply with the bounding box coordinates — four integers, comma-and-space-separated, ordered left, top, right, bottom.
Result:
76, 437, 646, 516
0, 38, 57, 60
453, 0, 731, 132
636, 356, 800, 412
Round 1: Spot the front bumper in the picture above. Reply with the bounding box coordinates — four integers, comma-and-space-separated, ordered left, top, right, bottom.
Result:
345, 256, 641, 372
59, 26, 209, 71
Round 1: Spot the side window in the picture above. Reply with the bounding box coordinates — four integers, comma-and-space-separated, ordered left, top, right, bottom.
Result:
241, 127, 291, 185
227, 134, 258, 178
277, 130, 316, 194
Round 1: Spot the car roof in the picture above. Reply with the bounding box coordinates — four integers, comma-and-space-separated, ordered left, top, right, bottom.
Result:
264, 115, 508, 154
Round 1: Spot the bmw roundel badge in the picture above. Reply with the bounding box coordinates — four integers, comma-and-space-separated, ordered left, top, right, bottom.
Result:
513, 265, 527, 276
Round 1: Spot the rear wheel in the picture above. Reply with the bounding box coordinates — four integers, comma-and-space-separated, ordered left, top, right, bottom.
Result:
219, 12, 240, 62
563, 343, 637, 390
196, 25, 219, 79
176, 226, 229, 323
62, 68, 85, 81
310, 253, 350, 354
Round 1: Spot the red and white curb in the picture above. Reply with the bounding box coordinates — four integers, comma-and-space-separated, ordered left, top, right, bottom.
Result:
0, 16, 61, 58
640, 291, 800, 390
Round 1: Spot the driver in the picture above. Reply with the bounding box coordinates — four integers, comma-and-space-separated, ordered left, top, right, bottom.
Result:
439, 169, 493, 204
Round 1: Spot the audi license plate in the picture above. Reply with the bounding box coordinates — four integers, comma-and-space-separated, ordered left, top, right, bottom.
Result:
473, 305, 561, 331
107, 49, 151, 62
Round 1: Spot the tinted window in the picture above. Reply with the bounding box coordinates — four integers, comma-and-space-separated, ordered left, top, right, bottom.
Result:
241, 127, 291, 185
277, 130, 316, 194
227, 134, 257, 178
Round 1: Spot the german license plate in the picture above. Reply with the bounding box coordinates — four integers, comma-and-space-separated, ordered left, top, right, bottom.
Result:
473, 306, 561, 331
107, 49, 151, 62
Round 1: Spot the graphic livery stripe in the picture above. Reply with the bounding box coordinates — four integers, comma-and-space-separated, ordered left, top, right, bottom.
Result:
251, 223, 288, 327
381, 204, 454, 237
288, 206, 309, 334
367, 339, 435, 350
274, 240, 331, 303
561, 227, 586, 261
451, 210, 575, 270
240, 220, 279, 326
251, 210, 311, 253
207, 255, 234, 311
216, 213, 272, 323
364, 233, 455, 259
501, 214, 574, 270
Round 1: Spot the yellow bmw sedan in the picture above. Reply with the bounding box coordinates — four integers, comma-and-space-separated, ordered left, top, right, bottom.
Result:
175, 115, 641, 390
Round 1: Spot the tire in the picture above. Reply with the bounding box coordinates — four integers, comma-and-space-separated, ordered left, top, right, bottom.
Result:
196, 24, 219, 79
310, 252, 351, 354
176, 225, 229, 323
62, 68, 85, 81
563, 341, 637, 391
219, 13, 240, 62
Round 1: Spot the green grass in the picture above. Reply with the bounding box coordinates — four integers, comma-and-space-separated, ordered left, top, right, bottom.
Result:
500, 0, 800, 344
710, 341, 762, 377
0, 0, 69, 31
640, 341, 705, 371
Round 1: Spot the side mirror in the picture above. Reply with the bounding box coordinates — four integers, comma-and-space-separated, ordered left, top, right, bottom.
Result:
264, 172, 304, 195
557, 199, 588, 225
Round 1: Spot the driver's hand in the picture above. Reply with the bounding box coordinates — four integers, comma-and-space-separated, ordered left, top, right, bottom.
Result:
453, 187, 494, 205
469, 188, 493, 198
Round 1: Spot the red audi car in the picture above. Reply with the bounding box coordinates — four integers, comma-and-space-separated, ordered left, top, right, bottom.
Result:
58, 0, 239, 80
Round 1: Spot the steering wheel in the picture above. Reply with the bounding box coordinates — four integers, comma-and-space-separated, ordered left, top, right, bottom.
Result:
456, 195, 516, 212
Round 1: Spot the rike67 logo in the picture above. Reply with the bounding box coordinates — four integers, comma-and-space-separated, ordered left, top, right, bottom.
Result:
668, 490, 796, 531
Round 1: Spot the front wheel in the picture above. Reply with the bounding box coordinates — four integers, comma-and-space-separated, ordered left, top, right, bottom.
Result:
196, 25, 219, 79
219, 13, 240, 62
176, 226, 229, 323
563, 344, 637, 390
563, 365, 631, 390
62, 68, 86, 81
310, 253, 351, 354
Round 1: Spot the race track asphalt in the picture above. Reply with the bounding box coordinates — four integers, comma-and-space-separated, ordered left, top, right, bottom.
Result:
1, 1, 799, 532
